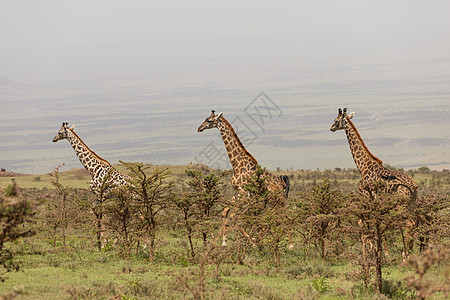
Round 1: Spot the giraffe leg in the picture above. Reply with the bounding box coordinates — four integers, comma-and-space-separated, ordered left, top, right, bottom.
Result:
237, 226, 251, 239
100, 214, 109, 249
221, 205, 253, 247
401, 218, 415, 261
287, 231, 294, 250
221, 207, 231, 247
382, 237, 390, 257
401, 228, 408, 261
92, 196, 108, 251
361, 234, 367, 262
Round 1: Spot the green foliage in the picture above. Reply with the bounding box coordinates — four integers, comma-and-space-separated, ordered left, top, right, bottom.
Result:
44, 165, 93, 251
118, 161, 173, 260
418, 166, 431, 173
404, 244, 450, 299
4, 179, 19, 197
283, 260, 334, 279
311, 276, 329, 294
171, 168, 227, 257
293, 179, 346, 260
413, 193, 449, 251
381, 279, 415, 300
104, 186, 138, 258
0, 166, 448, 299
0, 187, 38, 281
237, 165, 288, 267
65, 281, 120, 299
341, 181, 413, 294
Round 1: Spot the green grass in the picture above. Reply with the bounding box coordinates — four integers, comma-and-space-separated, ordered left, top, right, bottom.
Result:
0, 169, 90, 189
1, 262, 172, 299
0, 166, 448, 299
2, 164, 448, 194
0, 164, 205, 190
3, 233, 444, 300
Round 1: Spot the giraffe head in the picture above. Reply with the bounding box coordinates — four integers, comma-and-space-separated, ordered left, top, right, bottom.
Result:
330, 108, 354, 132
52, 122, 73, 142
197, 110, 223, 132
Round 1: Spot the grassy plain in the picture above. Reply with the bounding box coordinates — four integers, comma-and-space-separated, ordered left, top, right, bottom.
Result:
0, 165, 448, 299
2, 231, 438, 300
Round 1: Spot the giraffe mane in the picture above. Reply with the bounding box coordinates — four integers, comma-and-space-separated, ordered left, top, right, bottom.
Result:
221, 117, 258, 165
68, 128, 112, 166
346, 116, 383, 165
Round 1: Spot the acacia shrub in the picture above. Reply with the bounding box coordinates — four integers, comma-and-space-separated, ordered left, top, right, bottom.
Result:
413, 193, 449, 252
234, 165, 288, 268
0, 184, 39, 281
120, 161, 173, 261
171, 168, 227, 257
292, 179, 347, 261
340, 182, 412, 294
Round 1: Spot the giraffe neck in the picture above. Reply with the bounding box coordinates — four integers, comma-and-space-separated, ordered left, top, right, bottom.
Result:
217, 118, 258, 173
344, 118, 382, 177
66, 129, 111, 177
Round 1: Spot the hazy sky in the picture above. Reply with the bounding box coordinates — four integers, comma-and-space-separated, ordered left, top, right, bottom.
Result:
1, 1, 449, 174
2, 0, 450, 83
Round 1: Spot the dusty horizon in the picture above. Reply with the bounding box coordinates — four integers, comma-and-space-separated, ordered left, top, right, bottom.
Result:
1, 1, 449, 174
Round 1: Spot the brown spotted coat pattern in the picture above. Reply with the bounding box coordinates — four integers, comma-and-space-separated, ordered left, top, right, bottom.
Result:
330, 108, 418, 208
198, 111, 286, 196
52, 122, 131, 196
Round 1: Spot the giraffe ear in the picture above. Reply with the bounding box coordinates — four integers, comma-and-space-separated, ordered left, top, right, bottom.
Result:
348, 112, 355, 119
215, 112, 223, 120
69, 125, 76, 130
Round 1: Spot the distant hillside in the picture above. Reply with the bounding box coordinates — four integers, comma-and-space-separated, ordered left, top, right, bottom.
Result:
1, 163, 448, 199
1, 58, 449, 174
0, 170, 26, 177
0, 163, 215, 190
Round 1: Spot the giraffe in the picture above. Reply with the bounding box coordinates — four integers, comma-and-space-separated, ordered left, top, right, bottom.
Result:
52, 122, 132, 248
52, 122, 131, 195
198, 110, 291, 247
330, 108, 418, 257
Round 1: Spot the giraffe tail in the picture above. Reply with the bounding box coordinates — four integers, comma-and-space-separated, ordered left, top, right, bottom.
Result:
280, 175, 290, 199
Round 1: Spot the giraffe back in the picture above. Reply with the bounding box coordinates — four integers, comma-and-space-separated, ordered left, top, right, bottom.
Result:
359, 163, 418, 209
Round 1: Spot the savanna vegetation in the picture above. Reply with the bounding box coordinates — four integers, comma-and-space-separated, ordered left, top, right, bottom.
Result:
0, 164, 448, 299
